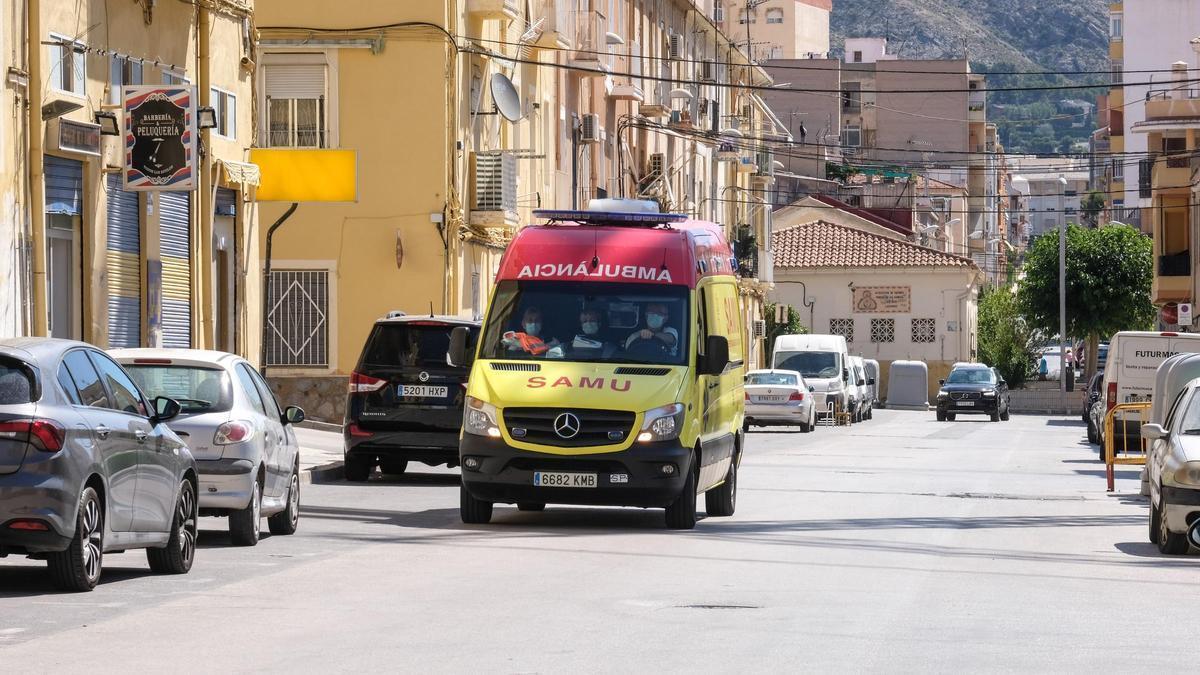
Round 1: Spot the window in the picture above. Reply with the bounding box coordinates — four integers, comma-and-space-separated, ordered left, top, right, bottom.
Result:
1112, 159, 1124, 180
853, 50, 863, 63
108, 56, 143, 105
265, 269, 329, 367
738, 8, 755, 24
56, 364, 81, 405
870, 318, 894, 343
911, 318, 936, 344
829, 318, 854, 342
842, 125, 861, 148
62, 351, 108, 408
264, 63, 327, 148
247, 366, 282, 421
162, 70, 187, 85
0, 358, 34, 404
1110, 14, 1123, 40
50, 35, 86, 96
235, 364, 267, 415
210, 87, 237, 138
766, 8, 784, 24
747, 372, 798, 386
124, 365, 233, 415
713, 1, 724, 22
1110, 60, 1122, 85
88, 352, 148, 416
842, 83, 862, 113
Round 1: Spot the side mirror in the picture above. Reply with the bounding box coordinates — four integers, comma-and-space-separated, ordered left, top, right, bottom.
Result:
808, 385, 816, 393
938, 379, 946, 386
842, 368, 850, 381
152, 396, 181, 424
701, 335, 730, 376
1089, 392, 1100, 402
1141, 423, 1168, 441
867, 377, 876, 386
283, 405, 306, 426
447, 326, 474, 368
857, 378, 865, 386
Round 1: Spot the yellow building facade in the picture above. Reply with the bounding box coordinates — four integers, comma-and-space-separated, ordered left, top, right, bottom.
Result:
255, 0, 783, 420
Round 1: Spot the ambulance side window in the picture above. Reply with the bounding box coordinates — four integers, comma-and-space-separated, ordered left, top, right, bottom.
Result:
697, 288, 709, 356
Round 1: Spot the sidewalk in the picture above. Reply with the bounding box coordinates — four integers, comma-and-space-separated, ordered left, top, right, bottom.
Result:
293, 423, 344, 484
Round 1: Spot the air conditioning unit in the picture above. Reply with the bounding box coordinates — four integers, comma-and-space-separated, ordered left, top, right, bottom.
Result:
580, 113, 601, 143
470, 151, 517, 226
753, 319, 766, 338
699, 60, 716, 82
668, 34, 684, 60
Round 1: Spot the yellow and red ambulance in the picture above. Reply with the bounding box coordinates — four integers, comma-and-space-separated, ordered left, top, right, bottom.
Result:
449, 200, 746, 529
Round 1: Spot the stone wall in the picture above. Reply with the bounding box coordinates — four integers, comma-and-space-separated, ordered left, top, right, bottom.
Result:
267, 376, 348, 424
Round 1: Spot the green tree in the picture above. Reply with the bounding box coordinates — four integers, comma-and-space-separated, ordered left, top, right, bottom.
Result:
764, 302, 807, 358
1017, 223, 1155, 379
1080, 190, 1105, 228
977, 286, 1037, 387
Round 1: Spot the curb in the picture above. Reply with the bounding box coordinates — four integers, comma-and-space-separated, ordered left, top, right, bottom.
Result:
301, 461, 344, 485
297, 419, 343, 433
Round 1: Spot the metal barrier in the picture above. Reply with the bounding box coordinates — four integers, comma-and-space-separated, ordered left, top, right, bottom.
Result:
1103, 402, 1152, 492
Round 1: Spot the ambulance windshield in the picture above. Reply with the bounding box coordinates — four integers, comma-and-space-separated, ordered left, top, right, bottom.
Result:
480, 281, 690, 366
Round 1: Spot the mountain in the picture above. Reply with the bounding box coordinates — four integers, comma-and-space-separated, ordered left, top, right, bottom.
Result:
829, 0, 1111, 153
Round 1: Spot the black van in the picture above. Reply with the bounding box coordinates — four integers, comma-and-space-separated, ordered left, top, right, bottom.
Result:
343, 314, 480, 481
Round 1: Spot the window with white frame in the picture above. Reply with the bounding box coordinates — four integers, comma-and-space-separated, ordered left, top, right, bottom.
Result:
830, 318, 854, 342
162, 70, 188, 85
264, 62, 328, 148
108, 56, 143, 104
870, 318, 894, 343
50, 35, 86, 96
739, 8, 756, 24
766, 8, 784, 24
210, 87, 237, 138
713, 1, 724, 22
911, 318, 936, 344
842, 125, 862, 148
1111, 60, 1122, 85
1110, 14, 1123, 40
264, 269, 329, 367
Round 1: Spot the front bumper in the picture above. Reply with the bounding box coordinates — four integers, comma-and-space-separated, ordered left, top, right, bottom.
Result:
937, 398, 999, 415
746, 401, 811, 424
460, 434, 691, 508
1160, 484, 1200, 533
196, 458, 256, 511
346, 427, 461, 467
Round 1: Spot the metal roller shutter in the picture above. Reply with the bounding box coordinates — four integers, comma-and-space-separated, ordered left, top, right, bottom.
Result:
45, 155, 83, 215
265, 64, 325, 99
106, 174, 141, 347
158, 191, 191, 348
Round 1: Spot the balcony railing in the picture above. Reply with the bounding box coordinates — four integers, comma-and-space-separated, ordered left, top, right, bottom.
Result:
1159, 251, 1191, 277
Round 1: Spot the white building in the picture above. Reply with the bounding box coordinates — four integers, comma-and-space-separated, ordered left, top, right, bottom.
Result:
1009, 156, 1089, 243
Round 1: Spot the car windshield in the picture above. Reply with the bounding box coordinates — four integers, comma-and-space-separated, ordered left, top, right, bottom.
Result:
1181, 392, 1200, 434
124, 365, 233, 414
361, 323, 477, 370
775, 351, 840, 379
479, 281, 689, 365
748, 372, 798, 386
947, 368, 996, 385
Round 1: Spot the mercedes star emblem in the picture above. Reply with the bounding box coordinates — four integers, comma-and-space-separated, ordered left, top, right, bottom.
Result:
553, 412, 581, 439
418, 371, 430, 382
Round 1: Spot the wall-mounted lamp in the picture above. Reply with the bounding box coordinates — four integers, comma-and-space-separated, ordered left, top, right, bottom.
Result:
197, 106, 217, 129
94, 111, 120, 136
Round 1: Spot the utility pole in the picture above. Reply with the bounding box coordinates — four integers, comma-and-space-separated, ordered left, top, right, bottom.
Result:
1058, 175, 1068, 413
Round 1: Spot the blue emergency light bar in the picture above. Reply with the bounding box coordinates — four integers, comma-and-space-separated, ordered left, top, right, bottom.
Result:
533, 209, 688, 225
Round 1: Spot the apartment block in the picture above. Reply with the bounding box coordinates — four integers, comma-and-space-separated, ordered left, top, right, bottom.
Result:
713, 0, 831, 62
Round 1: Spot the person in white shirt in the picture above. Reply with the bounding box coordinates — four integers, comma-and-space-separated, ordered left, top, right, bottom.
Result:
625, 302, 678, 357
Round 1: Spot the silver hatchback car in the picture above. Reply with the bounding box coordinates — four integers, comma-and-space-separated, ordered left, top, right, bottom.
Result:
113, 349, 305, 547
0, 339, 197, 591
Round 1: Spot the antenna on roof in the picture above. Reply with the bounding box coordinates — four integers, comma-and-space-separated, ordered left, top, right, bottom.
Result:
591, 230, 600, 270
429, 301, 434, 318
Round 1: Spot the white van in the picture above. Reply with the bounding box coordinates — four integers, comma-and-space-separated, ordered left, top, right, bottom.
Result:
848, 355, 873, 422
773, 334, 851, 420
1101, 331, 1200, 443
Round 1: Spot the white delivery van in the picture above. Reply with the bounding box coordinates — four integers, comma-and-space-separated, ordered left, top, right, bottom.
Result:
847, 355, 872, 422
773, 335, 851, 420
1101, 331, 1200, 442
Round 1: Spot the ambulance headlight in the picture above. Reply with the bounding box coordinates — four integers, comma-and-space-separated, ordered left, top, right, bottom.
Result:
639, 403, 685, 442
464, 396, 500, 437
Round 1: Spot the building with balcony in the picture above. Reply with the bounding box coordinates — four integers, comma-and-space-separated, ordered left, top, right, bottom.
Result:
1131, 60, 1200, 308
713, 0, 831, 62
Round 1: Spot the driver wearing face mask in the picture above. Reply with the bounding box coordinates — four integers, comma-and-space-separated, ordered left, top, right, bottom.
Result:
625, 302, 678, 356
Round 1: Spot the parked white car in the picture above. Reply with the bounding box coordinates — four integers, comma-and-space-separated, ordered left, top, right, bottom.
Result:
113, 349, 305, 546
1142, 378, 1200, 554
744, 369, 816, 433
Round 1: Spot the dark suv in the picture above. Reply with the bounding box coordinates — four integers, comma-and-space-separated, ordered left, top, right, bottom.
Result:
935, 364, 1011, 422
343, 314, 479, 481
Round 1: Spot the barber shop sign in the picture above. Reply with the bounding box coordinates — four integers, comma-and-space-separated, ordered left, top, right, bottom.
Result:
123, 85, 196, 191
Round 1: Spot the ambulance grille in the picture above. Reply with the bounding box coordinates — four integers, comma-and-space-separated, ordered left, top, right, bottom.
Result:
490, 362, 541, 372
613, 367, 670, 376
502, 408, 636, 448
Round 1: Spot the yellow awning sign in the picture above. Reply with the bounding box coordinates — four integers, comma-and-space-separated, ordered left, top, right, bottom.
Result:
250, 149, 358, 202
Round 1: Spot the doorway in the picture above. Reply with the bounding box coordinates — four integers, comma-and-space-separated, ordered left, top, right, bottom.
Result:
47, 214, 81, 339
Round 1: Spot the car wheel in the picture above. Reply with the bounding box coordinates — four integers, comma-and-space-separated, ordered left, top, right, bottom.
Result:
379, 459, 408, 475
147, 480, 197, 575
517, 502, 545, 512
344, 455, 372, 482
665, 451, 699, 529
936, 410, 946, 422
705, 450, 738, 518
946, 413, 956, 421
1157, 499, 1190, 555
48, 486, 103, 592
460, 484, 493, 524
1000, 405, 1010, 421
742, 420, 750, 434
229, 478, 261, 546
1150, 496, 1161, 544
1086, 418, 1097, 444
268, 466, 300, 536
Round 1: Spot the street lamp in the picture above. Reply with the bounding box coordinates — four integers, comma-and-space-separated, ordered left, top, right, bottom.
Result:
1058, 175, 1068, 409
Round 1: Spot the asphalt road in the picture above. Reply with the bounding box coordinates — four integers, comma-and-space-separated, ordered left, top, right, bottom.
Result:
1, 409, 1193, 672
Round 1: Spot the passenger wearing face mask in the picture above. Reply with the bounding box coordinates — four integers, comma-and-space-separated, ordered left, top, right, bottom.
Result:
624, 302, 678, 357
572, 307, 616, 357
501, 307, 560, 356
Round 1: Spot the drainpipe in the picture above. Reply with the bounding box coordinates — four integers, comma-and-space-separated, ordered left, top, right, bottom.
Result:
27, 0, 47, 336
197, 4, 214, 348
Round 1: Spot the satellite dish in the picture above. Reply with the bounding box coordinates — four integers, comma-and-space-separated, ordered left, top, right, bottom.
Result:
490, 73, 523, 122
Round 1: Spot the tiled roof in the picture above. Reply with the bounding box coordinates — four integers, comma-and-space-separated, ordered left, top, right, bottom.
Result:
773, 221, 978, 270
